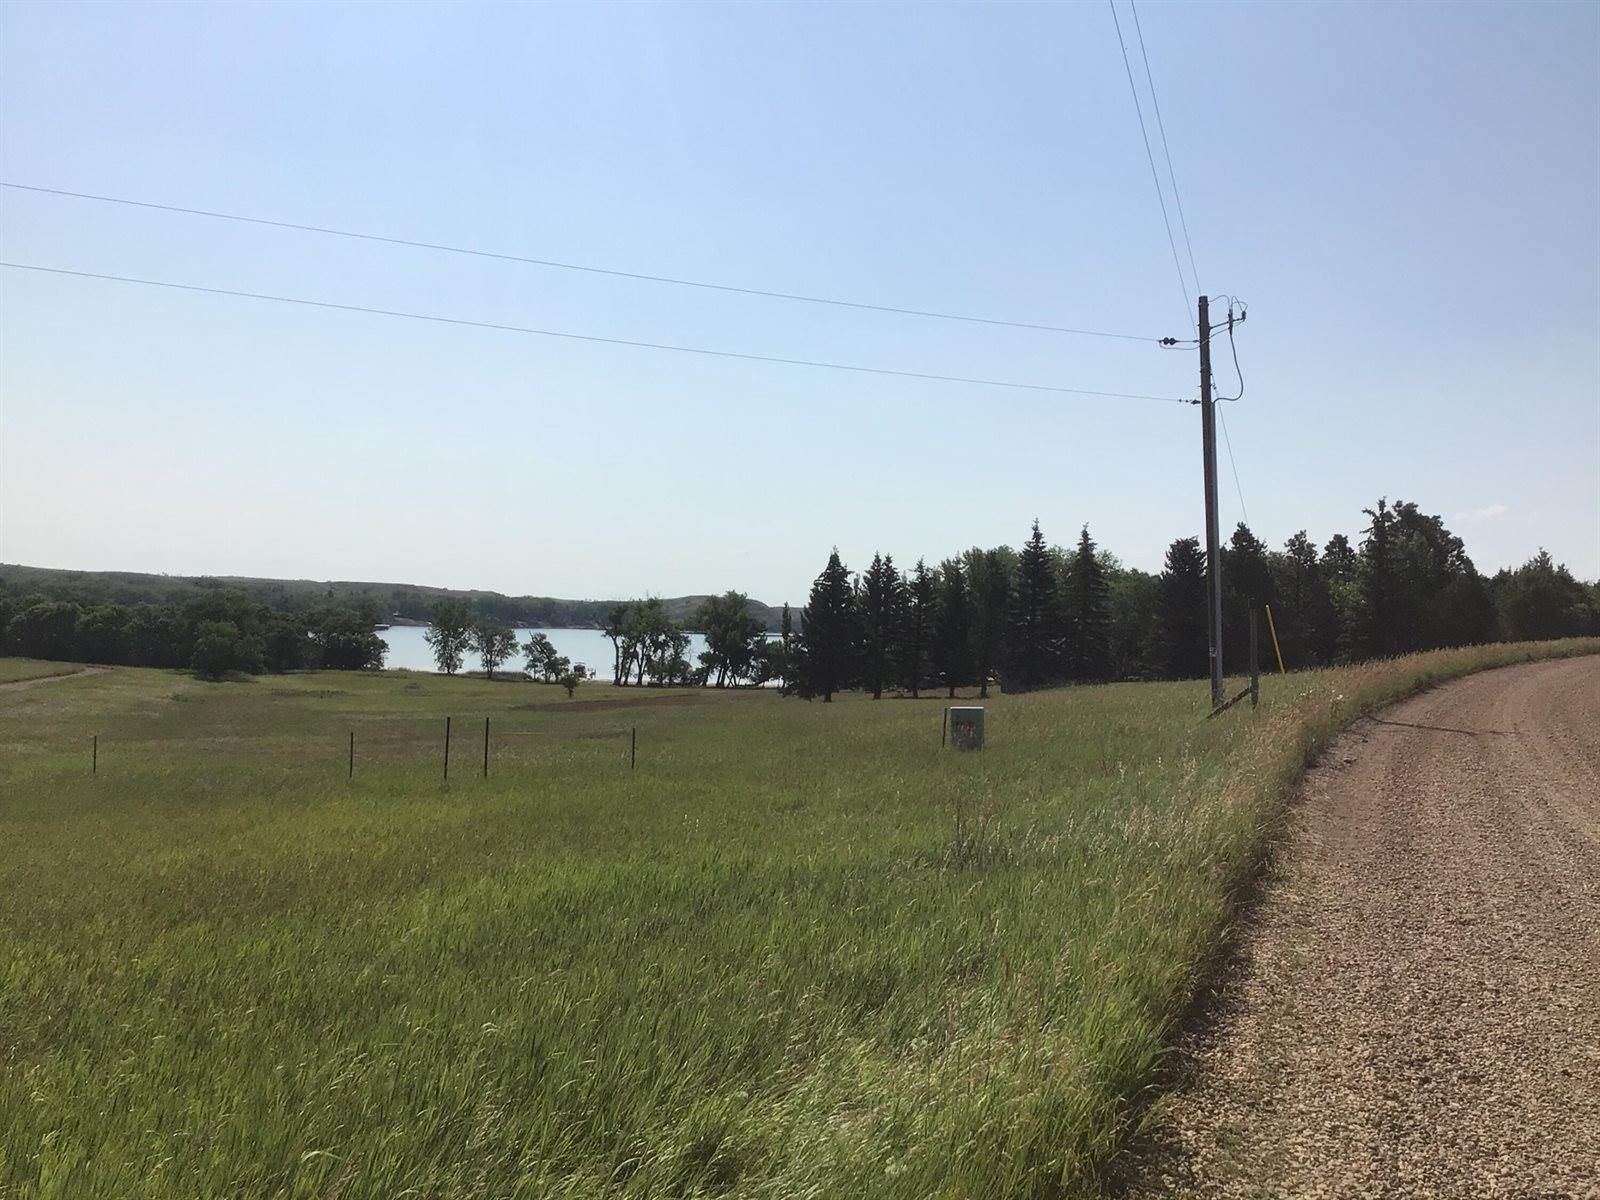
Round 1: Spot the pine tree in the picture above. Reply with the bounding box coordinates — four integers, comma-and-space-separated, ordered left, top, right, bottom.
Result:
1064, 525, 1111, 681
1271, 531, 1337, 668
902, 559, 937, 698
859, 553, 907, 700
1155, 536, 1209, 679
931, 557, 972, 698
1357, 500, 1398, 658
797, 549, 857, 702
967, 549, 1011, 699
1004, 520, 1064, 691
1221, 523, 1275, 671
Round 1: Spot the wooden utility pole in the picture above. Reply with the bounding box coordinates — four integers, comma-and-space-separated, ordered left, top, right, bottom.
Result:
1199, 293, 1225, 710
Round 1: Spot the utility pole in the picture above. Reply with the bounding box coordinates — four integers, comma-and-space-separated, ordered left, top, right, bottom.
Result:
1199, 294, 1225, 709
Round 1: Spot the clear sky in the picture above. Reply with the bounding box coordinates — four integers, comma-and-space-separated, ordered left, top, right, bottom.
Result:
2, 0, 1596, 604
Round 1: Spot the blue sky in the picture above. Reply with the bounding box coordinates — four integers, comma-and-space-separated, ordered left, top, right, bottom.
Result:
2, 0, 1595, 603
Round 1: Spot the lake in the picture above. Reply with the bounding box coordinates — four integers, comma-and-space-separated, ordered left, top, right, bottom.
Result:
377, 625, 711, 676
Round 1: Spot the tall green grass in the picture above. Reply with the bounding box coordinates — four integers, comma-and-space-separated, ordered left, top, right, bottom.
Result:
2, 640, 1594, 1199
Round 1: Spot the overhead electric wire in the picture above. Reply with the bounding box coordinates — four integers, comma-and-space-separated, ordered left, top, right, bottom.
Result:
1107, 0, 1193, 323
0, 261, 1194, 404
1216, 309, 1245, 401
1128, 0, 1200, 296
1217, 404, 1250, 528
0, 182, 1162, 344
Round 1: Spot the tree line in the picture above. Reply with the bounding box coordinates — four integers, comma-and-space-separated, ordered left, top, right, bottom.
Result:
786, 498, 1600, 701
0, 590, 387, 680
0, 564, 783, 632
416, 595, 789, 690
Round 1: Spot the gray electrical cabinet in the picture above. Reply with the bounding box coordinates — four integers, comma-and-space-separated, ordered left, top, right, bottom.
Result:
949, 706, 985, 750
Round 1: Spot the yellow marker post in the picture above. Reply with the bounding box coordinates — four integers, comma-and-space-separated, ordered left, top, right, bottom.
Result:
1263, 604, 1287, 675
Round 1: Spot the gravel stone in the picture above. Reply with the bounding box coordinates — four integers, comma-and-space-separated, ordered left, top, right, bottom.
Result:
1126, 657, 1600, 1199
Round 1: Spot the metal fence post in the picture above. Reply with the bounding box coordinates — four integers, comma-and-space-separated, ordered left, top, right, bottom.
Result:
1249, 610, 1261, 709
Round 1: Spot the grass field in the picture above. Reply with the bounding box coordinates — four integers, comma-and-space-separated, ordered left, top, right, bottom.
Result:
2, 640, 1596, 1199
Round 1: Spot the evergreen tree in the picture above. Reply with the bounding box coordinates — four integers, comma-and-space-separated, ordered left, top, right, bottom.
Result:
796, 549, 858, 702
902, 558, 937, 698
967, 548, 1010, 699
1222, 523, 1275, 672
1270, 531, 1338, 668
859, 553, 907, 700
1155, 537, 1209, 679
1004, 520, 1064, 691
931, 557, 972, 698
1063, 525, 1111, 681
1355, 500, 1399, 657
1107, 567, 1160, 680
1322, 533, 1358, 583
1493, 550, 1595, 640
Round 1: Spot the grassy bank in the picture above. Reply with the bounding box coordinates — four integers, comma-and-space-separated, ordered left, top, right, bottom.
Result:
1, 639, 1595, 1198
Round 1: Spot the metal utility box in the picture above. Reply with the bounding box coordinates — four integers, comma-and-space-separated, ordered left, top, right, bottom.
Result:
949, 706, 985, 750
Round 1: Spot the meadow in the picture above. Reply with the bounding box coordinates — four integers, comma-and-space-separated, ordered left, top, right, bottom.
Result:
2, 640, 1596, 1199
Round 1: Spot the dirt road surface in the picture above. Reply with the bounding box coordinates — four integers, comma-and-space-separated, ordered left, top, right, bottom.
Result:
0, 665, 109, 691
1128, 656, 1600, 1199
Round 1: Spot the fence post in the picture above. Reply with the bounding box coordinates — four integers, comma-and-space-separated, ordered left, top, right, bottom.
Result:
444, 716, 451, 783
942, 707, 949, 749
483, 716, 490, 779
631, 726, 637, 770
348, 730, 354, 780
1249, 610, 1260, 709
93, 734, 98, 775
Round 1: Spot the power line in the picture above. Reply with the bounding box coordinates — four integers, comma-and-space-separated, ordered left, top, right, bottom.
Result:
1216, 306, 1245, 401
0, 182, 1164, 344
1107, 0, 1193, 322
0, 261, 1193, 404
1129, 0, 1201, 294
1217, 403, 1250, 528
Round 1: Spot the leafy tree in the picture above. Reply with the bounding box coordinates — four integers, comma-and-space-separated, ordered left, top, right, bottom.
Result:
796, 549, 857, 702
559, 666, 586, 697
470, 622, 519, 680
643, 623, 695, 686
7, 601, 82, 661
309, 610, 386, 671
900, 559, 937, 698
125, 604, 191, 668
1063, 526, 1111, 681
858, 553, 907, 700
1155, 537, 1208, 679
1004, 520, 1064, 692
424, 599, 474, 675
523, 632, 569, 682
695, 591, 764, 687
76, 604, 129, 664
190, 620, 264, 680
602, 604, 630, 685
262, 612, 309, 673
931, 557, 972, 698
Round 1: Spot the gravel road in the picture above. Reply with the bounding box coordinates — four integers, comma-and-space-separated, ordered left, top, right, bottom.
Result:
1128, 656, 1600, 1199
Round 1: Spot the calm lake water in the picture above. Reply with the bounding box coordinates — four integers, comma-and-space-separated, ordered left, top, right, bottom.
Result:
377, 625, 711, 676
